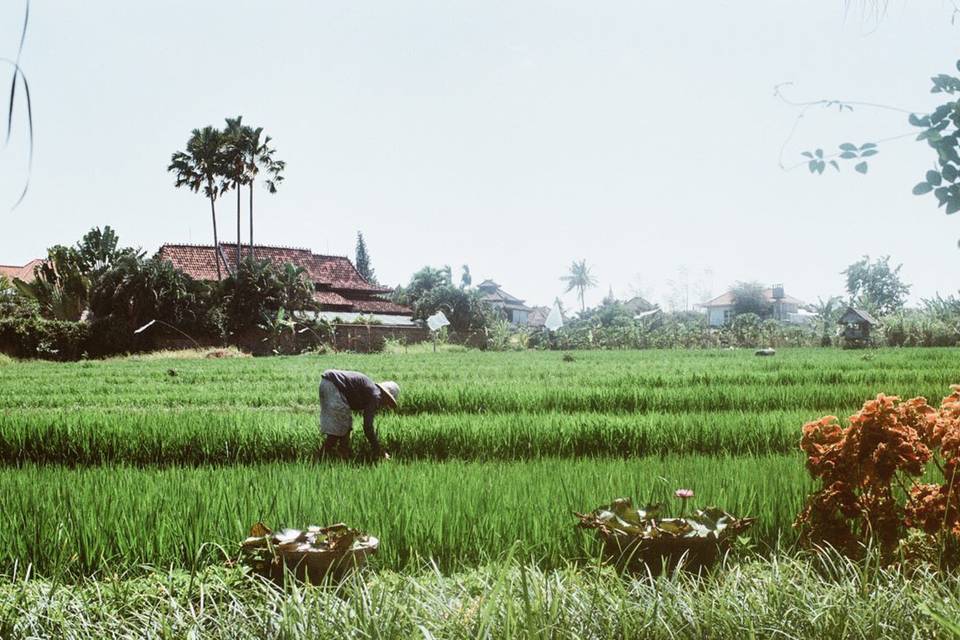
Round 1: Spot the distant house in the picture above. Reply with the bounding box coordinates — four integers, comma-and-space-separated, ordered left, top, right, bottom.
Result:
622, 296, 656, 314
476, 279, 532, 325
0, 258, 43, 283
155, 243, 415, 326
701, 284, 806, 327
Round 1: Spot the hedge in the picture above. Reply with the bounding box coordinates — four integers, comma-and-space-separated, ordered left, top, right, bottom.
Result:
0, 317, 93, 361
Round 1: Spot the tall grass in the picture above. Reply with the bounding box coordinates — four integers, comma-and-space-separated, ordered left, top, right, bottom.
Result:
2, 553, 958, 639
0, 456, 808, 576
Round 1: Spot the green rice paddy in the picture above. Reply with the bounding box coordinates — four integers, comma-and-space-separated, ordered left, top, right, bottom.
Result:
1, 347, 959, 577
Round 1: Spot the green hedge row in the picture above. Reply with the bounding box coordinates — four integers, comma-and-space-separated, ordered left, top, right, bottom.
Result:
0, 317, 93, 361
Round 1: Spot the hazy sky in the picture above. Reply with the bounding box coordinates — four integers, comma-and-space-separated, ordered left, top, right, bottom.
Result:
1, 1, 958, 310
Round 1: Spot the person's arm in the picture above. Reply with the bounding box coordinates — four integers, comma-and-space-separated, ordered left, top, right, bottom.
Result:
362, 402, 382, 455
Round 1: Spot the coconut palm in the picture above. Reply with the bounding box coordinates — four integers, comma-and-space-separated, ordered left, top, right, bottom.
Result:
222, 116, 250, 271
561, 259, 598, 313
168, 126, 226, 280
242, 127, 284, 253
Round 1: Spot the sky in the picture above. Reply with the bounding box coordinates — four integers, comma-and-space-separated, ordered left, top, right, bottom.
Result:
0, 1, 959, 311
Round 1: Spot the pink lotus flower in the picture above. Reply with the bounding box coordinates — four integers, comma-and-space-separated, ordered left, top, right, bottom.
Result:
675, 489, 694, 500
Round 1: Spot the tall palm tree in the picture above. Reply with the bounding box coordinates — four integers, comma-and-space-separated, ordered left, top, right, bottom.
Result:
168, 126, 226, 280
223, 116, 250, 271
561, 259, 598, 313
242, 126, 284, 254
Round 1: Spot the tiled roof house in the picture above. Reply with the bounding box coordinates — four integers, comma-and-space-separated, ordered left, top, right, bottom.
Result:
476, 279, 532, 325
0, 258, 44, 282
155, 243, 414, 325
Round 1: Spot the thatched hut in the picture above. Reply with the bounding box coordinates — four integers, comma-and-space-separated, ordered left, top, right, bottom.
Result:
838, 307, 877, 349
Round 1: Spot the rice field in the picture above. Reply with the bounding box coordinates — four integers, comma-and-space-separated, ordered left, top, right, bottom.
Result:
2, 347, 960, 637
0, 456, 810, 575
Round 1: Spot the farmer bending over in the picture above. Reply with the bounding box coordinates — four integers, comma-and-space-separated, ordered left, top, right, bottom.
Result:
319, 369, 399, 460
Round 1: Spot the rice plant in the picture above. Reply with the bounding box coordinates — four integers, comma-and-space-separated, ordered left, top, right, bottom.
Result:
0, 456, 808, 576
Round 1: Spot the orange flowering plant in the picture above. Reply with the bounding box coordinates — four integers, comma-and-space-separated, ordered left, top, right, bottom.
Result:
796, 386, 960, 560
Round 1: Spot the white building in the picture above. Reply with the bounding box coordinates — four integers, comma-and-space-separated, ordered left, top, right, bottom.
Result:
477, 279, 533, 325
701, 284, 806, 327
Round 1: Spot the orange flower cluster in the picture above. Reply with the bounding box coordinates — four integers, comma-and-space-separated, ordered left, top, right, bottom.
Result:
796, 387, 960, 557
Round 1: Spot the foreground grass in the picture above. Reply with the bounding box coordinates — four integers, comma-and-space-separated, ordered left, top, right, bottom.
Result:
2, 553, 958, 639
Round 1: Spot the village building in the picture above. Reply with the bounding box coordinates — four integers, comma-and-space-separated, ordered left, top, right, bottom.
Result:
476, 279, 533, 325
622, 296, 656, 314
155, 243, 415, 326
701, 284, 808, 327
0, 259, 44, 283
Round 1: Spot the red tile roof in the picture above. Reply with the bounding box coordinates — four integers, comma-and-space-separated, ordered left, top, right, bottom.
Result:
0, 259, 44, 282
313, 291, 353, 307
351, 298, 416, 314
155, 243, 391, 293
155, 243, 412, 318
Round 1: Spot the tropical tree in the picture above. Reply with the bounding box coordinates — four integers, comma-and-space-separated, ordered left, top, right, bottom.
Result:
810, 295, 844, 345
355, 231, 376, 282
242, 126, 284, 253
13, 227, 139, 321
168, 126, 226, 280
223, 116, 250, 271
730, 281, 772, 319
460, 265, 472, 289
843, 255, 911, 317
14, 246, 90, 321
89, 253, 209, 332
218, 257, 318, 337
561, 260, 598, 313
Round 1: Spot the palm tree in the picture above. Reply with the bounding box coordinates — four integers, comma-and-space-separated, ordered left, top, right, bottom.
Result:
811, 295, 844, 342
168, 126, 226, 280
561, 259, 598, 313
242, 127, 284, 254
222, 116, 250, 271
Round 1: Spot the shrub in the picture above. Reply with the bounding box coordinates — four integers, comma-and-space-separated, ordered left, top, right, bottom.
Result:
219, 257, 318, 337
796, 386, 960, 563
0, 317, 91, 360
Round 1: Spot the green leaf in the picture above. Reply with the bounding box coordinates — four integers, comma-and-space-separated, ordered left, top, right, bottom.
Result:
839, 151, 858, 160
860, 149, 878, 158
944, 164, 958, 182
932, 104, 952, 124
947, 198, 960, 214
801, 151, 814, 159
829, 160, 840, 171
928, 170, 943, 186
909, 113, 931, 127
838, 143, 858, 152
815, 148, 824, 158
859, 143, 877, 150
855, 161, 868, 174
913, 182, 934, 195
936, 186, 950, 205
